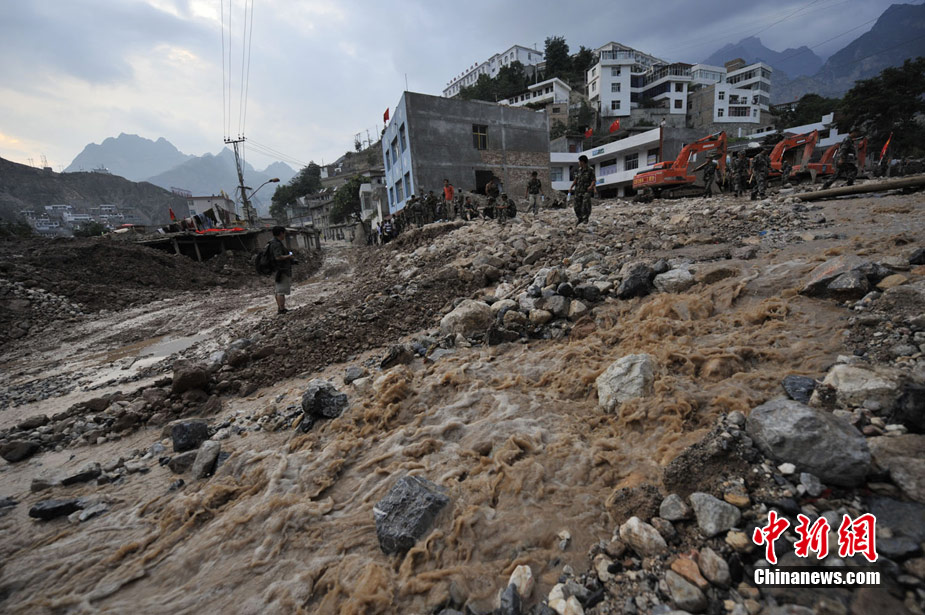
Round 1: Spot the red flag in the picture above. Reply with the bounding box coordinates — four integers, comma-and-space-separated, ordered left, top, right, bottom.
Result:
609, 119, 621, 133
168, 207, 176, 221
584, 127, 593, 138
880, 132, 892, 160
383, 108, 390, 123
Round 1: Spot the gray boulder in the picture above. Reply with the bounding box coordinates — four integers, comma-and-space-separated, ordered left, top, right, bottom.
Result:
746, 399, 870, 486
191, 440, 221, 479
654, 269, 695, 294
440, 300, 493, 337
171, 362, 210, 395
301, 379, 348, 420
689, 492, 741, 537
171, 420, 210, 452
374, 475, 449, 555
0, 440, 40, 463
29, 499, 83, 521
596, 354, 656, 412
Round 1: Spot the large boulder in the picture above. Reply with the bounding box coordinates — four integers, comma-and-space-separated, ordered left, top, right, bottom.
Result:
619, 516, 668, 557
617, 263, 655, 299
820, 364, 902, 409
191, 440, 221, 479
374, 475, 449, 555
689, 492, 741, 537
170, 420, 210, 452
746, 399, 870, 486
301, 379, 349, 420
868, 435, 925, 504
799, 255, 867, 297
29, 499, 83, 521
171, 362, 210, 395
0, 440, 40, 463
440, 300, 493, 337
654, 269, 695, 294
535, 295, 570, 319
596, 354, 656, 412
889, 384, 925, 433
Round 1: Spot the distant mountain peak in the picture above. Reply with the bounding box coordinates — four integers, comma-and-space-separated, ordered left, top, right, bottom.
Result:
703, 36, 823, 77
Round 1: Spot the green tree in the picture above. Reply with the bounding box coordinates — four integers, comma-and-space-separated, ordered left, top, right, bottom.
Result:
544, 36, 571, 80
495, 61, 528, 100
329, 175, 365, 224
837, 58, 925, 156
777, 93, 841, 129
459, 73, 496, 101
570, 45, 595, 84
270, 161, 323, 221
0, 219, 33, 237
73, 221, 108, 237
549, 120, 568, 140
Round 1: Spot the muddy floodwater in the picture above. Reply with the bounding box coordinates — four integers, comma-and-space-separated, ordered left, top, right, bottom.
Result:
0, 191, 923, 614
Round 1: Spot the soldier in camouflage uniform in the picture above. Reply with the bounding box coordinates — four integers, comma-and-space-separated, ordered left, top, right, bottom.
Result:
779, 159, 793, 186
424, 190, 438, 224
408, 194, 424, 228
524, 171, 542, 216
463, 197, 478, 221
701, 157, 718, 197
750, 148, 770, 200
732, 151, 748, 197
495, 193, 515, 224
823, 136, 858, 189
569, 155, 596, 224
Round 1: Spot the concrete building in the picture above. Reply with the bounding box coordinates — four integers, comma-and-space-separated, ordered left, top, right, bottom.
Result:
752, 112, 847, 149
187, 194, 237, 220
444, 44, 544, 98
382, 91, 550, 214
503, 78, 572, 107
549, 127, 662, 197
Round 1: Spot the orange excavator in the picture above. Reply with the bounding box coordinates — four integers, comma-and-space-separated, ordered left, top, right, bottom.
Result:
806, 136, 868, 182
633, 131, 726, 196
768, 130, 818, 181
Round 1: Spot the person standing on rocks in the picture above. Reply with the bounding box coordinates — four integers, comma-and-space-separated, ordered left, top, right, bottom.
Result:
699, 156, 718, 197
269, 226, 295, 315
750, 148, 770, 200
569, 155, 596, 224
733, 151, 748, 198
524, 171, 542, 217
443, 179, 455, 212
779, 159, 793, 187
822, 135, 859, 189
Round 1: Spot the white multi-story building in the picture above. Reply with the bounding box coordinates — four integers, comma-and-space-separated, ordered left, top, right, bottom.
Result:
586, 43, 692, 118
690, 60, 772, 124
550, 127, 662, 197
443, 44, 544, 98
503, 78, 571, 107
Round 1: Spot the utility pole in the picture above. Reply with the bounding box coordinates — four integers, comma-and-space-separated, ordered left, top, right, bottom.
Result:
225, 137, 256, 225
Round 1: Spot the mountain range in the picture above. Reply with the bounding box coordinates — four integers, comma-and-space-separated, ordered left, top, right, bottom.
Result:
65, 134, 297, 215
702, 2, 925, 102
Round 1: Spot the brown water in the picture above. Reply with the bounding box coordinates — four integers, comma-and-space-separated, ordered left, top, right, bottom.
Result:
0, 193, 920, 614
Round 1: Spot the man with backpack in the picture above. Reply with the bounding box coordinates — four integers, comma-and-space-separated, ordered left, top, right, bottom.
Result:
269, 226, 295, 314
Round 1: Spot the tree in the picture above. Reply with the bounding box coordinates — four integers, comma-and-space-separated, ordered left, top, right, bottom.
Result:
73, 221, 108, 237
495, 61, 529, 100
837, 58, 925, 157
329, 175, 365, 224
544, 36, 571, 80
777, 93, 841, 129
459, 73, 496, 101
270, 161, 323, 221
549, 120, 568, 140
570, 45, 595, 84
0, 219, 33, 237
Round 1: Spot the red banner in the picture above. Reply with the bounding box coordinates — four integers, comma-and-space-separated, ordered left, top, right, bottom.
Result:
584, 127, 593, 138
880, 132, 892, 160
609, 119, 621, 133
383, 108, 390, 123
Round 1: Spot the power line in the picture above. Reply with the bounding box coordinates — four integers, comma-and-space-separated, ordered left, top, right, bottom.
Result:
242, 0, 255, 137
220, 0, 226, 140
237, 0, 248, 137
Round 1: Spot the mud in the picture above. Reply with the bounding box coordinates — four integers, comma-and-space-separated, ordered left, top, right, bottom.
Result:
0, 190, 923, 614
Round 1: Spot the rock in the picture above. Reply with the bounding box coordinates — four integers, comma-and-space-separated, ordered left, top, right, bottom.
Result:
868, 435, 925, 503
850, 587, 911, 615
17, 414, 49, 430
575, 284, 602, 303
61, 462, 102, 486
695, 264, 739, 285
799, 472, 823, 497
821, 364, 901, 409
826, 270, 869, 300
508, 564, 534, 600
344, 366, 368, 385
596, 354, 656, 412
536, 295, 570, 319
29, 498, 83, 521
167, 451, 198, 474
910, 248, 925, 266
890, 384, 925, 433
777, 462, 796, 475
654, 269, 695, 294
380, 344, 415, 369
502, 310, 527, 327
782, 375, 816, 404
877, 274, 908, 290
529, 309, 553, 325
440, 299, 493, 337
671, 557, 709, 591
660, 494, 692, 521
556, 282, 574, 298
617, 264, 654, 299
733, 246, 758, 260
78, 503, 109, 522
879, 536, 921, 560
123, 460, 147, 474
651, 516, 677, 541
498, 583, 521, 615
171, 362, 209, 395
0, 440, 40, 463
301, 379, 348, 419
689, 492, 741, 537
725, 530, 753, 552
170, 420, 210, 452
799, 255, 868, 297
866, 496, 925, 542
567, 299, 589, 321
0, 496, 16, 513
373, 475, 449, 555
31, 477, 55, 492
746, 399, 870, 487
490, 298, 518, 316
594, 553, 615, 583
618, 516, 668, 557
191, 440, 221, 479
698, 547, 731, 587
665, 570, 707, 613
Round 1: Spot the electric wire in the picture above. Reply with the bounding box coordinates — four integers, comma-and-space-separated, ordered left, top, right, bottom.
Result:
238, 0, 248, 137
220, 0, 226, 140
242, 0, 255, 137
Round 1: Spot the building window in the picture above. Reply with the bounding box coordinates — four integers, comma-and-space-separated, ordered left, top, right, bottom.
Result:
717, 108, 724, 117
611, 67, 621, 77
753, 109, 758, 117
552, 106, 561, 114
718, 91, 725, 100
385, 150, 391, 171
389, 187, 394, 204
391, 137, 399, 162
591, 82, 597, 92
674, 99, 683, 109
399, 124, 407, 152
550, 167, 563, 182
647, 148, 659, 165
396, 180, 404, 202
675, 83, 684, 92
404, 171, 412, 197
611, 100, 621, 110
624, 153, 639, 171
611, 82, 621, 93
472, 124, 488, 150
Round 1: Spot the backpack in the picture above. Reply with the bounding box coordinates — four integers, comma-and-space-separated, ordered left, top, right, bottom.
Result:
255, 242, 276, 276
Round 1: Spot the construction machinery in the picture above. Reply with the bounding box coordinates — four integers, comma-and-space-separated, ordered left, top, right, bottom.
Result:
768, 130, 818, 181
633, 131, 726, 197
806, 137, 868, 182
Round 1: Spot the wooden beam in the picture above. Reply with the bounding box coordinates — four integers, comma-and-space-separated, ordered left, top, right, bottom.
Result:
793, 176, 925, 202
192, 236, 202, 262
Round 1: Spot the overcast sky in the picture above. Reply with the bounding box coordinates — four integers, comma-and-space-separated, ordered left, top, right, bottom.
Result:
0, 0, 906, 173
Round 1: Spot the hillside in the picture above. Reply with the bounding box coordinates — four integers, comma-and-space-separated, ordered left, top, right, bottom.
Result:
64, 133, 193, 181
703, 36, 823, 77
0, 156, 188, 226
